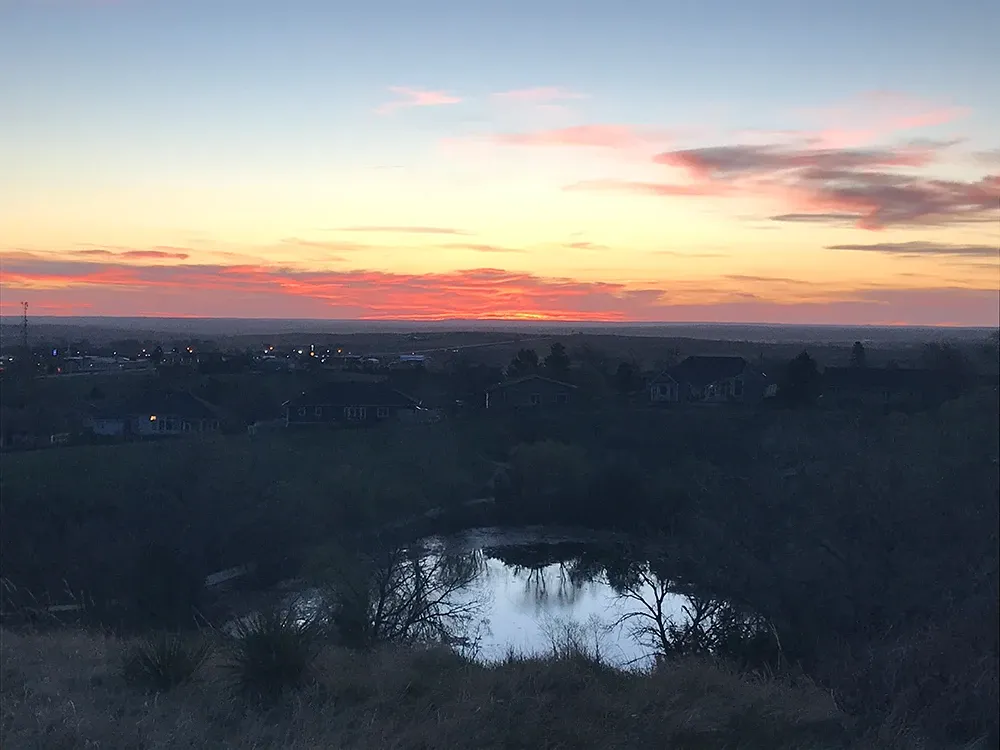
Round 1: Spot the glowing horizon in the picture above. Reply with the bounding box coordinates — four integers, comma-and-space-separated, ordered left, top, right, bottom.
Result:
2, 1, 998, 326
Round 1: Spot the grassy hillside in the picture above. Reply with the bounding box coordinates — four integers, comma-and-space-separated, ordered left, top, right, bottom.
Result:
1, 629, 872, 750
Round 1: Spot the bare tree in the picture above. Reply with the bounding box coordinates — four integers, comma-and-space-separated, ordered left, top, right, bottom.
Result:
327, 544, 488, 651
610, 564, 780, 664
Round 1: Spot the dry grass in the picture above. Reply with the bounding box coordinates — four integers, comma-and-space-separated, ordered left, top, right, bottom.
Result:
0, 628, 899, 750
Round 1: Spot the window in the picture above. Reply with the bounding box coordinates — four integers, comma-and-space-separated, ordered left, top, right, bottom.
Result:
182, 421, 191, 432
556, 393, 569, 405
314, 406, 323, 417
529, 393, 542, 406
344, 406, 367, 420
733, 377, 744, 397
297, 407, 306, 417
376, 406, 390, 418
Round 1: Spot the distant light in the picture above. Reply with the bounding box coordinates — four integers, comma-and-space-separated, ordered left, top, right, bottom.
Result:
297, 349, 304, 355
149, 415, 157, 421
52, 349, 58, 356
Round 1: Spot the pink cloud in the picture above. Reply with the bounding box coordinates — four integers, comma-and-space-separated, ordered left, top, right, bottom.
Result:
492, 124, 670, 150
794, 90, 971, 149
571, 141, 1000, 230
376, 86, 461, 115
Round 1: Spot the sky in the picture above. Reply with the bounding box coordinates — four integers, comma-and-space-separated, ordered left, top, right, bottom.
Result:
1, 0, 998, 325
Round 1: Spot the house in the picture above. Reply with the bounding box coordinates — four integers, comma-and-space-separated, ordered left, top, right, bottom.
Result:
649, 356, 771, 405
820, 366, 943, 410
89, 391, 220, 438
283, 381, 420, 426
485, 374, 577, 410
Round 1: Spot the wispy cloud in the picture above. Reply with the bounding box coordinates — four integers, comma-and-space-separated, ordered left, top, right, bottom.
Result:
375, 86, 461, 115
75, 247, 190, 260
790, 90, 971, 148
492, 124, 671, 151
332, 225, 471, 236
826, 241, 1000, 259
442, 243, 525, 254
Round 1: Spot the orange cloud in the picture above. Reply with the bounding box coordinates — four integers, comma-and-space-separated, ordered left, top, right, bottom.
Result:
376, 86, 461, 115
75, 247, 190, 260
1, 255, 997, 326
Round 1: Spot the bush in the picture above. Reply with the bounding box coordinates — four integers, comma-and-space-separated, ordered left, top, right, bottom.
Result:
224, 605, 323, 700
122, 632, 209, 691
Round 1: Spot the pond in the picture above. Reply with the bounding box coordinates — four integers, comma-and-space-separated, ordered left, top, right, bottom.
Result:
288, 527, 743, 670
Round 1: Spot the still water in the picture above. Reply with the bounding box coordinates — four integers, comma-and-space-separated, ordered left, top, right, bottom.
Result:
396, 527, 694, 669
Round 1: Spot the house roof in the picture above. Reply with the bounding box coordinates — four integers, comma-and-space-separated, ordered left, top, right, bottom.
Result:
657, 356, 749, 387
486, 374, 577, 392
91, 391, 217, 420
127, 391, 217, 419
284, 381, 419, 408
822, 366, 939, 390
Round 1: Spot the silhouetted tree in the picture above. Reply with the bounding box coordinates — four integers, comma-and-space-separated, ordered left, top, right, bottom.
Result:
849, 341, 867, 368
508, 348, 539, 378
778, 350, 821, 407
615, 361, 639, 394
543, 342, 571, 378
921, 342, 973, 398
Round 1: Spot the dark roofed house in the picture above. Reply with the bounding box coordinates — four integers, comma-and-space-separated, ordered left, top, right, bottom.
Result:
649, 356, 771, 405
283, 381, 419, 426
90, 391, 220, 438
485, 374, 577, 410
821, 366, 944, 410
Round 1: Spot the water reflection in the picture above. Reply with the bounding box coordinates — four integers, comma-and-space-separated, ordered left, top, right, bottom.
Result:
294, 528, 772, 670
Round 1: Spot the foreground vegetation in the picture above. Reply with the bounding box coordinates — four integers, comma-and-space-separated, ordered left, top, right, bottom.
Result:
0, 627, 911, 749
1, 375, 997, 746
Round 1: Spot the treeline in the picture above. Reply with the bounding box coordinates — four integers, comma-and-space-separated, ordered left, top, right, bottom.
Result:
489, 386, 999, 743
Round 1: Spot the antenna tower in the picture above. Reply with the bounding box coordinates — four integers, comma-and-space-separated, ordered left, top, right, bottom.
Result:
21, 301, 29, 353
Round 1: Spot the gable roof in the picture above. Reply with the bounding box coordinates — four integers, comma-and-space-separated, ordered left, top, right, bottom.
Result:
284, 381, 419, 408
102, 391, 218, 420
486, 374, 578, 392
660, 356, 749, 387
822, 366, 940, 390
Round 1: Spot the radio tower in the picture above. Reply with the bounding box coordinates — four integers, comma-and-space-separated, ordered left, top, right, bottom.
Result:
21, 301, 29, 353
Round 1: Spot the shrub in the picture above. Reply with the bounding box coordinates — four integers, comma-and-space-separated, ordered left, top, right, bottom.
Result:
122, 632, 209, 691
224, 605, 323, 700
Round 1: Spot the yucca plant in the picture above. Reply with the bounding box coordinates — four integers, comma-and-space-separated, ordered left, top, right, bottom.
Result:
122, 632, 210, 691
224, 605, 324, 701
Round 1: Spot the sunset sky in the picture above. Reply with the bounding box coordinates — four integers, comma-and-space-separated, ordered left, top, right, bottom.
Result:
1, 0, 998, 325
